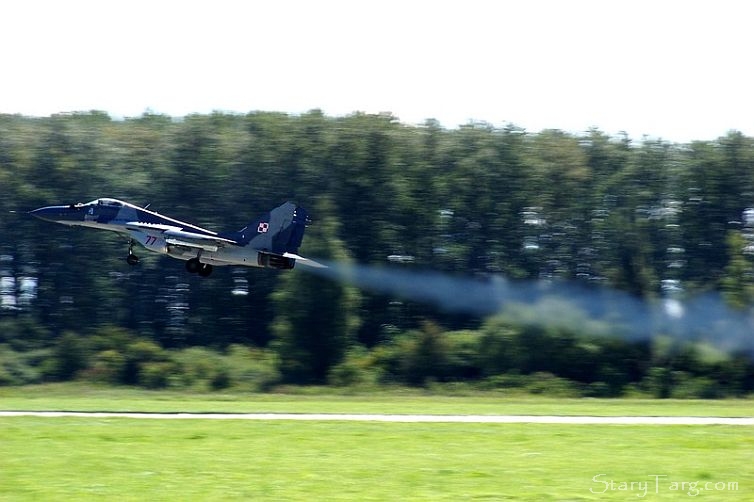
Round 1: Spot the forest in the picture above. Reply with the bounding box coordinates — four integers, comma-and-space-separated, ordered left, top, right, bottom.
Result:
1, 110, 753, 397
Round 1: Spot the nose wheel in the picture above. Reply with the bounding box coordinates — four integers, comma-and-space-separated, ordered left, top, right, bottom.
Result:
126, 239, 139, 265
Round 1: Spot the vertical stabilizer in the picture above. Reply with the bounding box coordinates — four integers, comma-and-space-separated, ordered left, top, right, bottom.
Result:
225, 202, 308, 255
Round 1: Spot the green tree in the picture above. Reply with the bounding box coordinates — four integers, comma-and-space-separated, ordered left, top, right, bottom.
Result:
270, 198, 361, 383
49, 332, 87, 380
401, 320, 451, 385
720, 231, 754, 309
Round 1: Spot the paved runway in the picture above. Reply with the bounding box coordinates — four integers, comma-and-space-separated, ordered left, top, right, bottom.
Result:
1, 411, 752, 425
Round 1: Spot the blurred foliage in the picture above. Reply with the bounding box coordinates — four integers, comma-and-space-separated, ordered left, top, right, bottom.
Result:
270, 197, 362, 384
1, 111, 754, 394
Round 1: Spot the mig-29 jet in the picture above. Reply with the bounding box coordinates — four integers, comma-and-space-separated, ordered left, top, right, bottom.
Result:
29, 198, 321, 277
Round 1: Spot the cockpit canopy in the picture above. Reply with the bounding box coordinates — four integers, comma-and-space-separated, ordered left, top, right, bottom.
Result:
93, 198, 124, 207
69, 198, 126, 209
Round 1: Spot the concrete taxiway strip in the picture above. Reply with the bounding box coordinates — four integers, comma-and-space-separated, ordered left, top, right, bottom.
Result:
0, 411, 752, 425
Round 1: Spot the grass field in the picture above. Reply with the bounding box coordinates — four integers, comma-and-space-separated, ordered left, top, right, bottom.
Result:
1, 418, 752, 500
1, 384, 752, 500
2, 383, 754, 416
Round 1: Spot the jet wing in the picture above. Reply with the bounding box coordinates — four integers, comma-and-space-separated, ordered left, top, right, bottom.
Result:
125, 222, 180, 234
164, 238, 220, 252
126, 222, 238, 252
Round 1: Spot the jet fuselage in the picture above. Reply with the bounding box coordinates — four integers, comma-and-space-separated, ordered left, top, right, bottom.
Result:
30, 198, 313, 276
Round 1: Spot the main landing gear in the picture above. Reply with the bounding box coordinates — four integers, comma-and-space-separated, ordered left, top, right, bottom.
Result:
186, 257, 213, 277
126, 239, 140, 265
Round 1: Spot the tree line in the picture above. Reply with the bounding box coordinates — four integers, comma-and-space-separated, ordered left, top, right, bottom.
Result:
1, 110, 753, 396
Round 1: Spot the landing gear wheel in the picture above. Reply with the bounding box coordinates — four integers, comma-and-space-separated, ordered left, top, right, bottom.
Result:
198, 263, 213, 277
186, 258, 201, 274
126, 239, 139, 265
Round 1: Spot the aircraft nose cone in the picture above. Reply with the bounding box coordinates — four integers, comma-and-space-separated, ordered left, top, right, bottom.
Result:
29, 206, 56, 221
30, 205, 75, 223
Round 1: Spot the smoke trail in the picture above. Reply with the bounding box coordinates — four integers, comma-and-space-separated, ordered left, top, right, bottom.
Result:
301, 260, 754, 354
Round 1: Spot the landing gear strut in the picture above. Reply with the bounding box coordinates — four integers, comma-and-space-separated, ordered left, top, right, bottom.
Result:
126, 239, 139, 265
186, 258, 213, 277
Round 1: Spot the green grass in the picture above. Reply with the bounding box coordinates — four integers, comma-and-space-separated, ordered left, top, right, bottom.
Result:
1, 383, 753, 416
0, 384, 752, 500
0, 418, 751, 500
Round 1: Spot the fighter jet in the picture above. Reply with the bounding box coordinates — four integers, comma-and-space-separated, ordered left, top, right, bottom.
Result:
29, 198, 321, 277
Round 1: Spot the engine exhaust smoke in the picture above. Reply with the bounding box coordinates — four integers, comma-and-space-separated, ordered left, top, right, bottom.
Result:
302, 260, 754, 354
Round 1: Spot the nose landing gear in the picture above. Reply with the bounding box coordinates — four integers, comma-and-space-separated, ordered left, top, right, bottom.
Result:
126, 239, 139, 265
